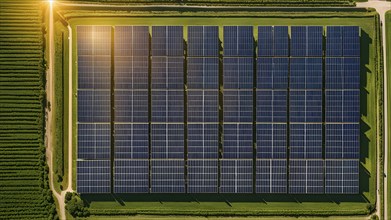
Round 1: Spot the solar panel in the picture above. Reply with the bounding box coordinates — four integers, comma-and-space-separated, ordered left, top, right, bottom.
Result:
290, 123, 322, 159
188, 26, 219, 57
291, 26, 323, 57
290, 58, 322, 89
223, 124, 253, 159
151, 90, 184, 123
151, 57, 184, 90
187, 57, 219, 89
188, 124, 219, 159
223, 90, 253, 123
152, 26, 183, 56
114, 123, 148, 159
223, 26, 253, 57
290, 90, 322, 123
256, 90, 287, 123
77, 160, 111, 193
151, 159, 185, 193
78, 123, 111, 160
342, 26, 360, 57
114, 159, 149, 193
326, 90, 360, 123
114, 56, 149, 90
289, 159, 324, 194
257, 57, 288, 89
326, 57, 360, 90
256, 124, 287, 159
187, 159, 218, 193
78, 90, 111, 123
151, 123, 184, 159
325, 159, 359, 194
187, 90, 218, 123
78, 26, 111, 90
223, 57, 253, 89
114, 26, 149, 57
326, 26, 342, 57
325, 123, 360, 159
256, 159, 287, 193
258, 26, 288, 57
114, 90, 148, 123
220, 159, 253, 193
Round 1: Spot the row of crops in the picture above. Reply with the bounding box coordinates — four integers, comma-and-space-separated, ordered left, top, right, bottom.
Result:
0, 0, 57, 219
65, 0, 356, 6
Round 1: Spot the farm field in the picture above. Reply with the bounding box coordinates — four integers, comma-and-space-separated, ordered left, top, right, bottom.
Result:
0, 0, 57, 219
386, 9, 391, 220
51, 5, 382, 218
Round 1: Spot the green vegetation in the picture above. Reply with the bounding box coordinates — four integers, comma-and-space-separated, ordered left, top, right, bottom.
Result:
386, 9, 391, 220
0, 1, 57, 219
59, 7, 381, 218
63, 0, 356, 7
52, 14, 70, 193
65, 192, 90, 217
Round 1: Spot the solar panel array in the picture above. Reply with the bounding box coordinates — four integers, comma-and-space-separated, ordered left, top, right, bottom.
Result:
77, 26, 112, 193
222, 26, 253, 193
77, 25, 360, 195
187, 26, 219, 193
325, 26, 360, 194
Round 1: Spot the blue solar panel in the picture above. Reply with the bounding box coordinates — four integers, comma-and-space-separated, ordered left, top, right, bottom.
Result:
223, 124, 253, 159
291, 26, 323, 57
114, 56, 149, 90
78, 26, 111, 90
151, 90, 183, 123
187, 57, 219, 89
188, 26, 219, 57
256, 159, 287, 193
78, 123, 111, 160
187, 159, 218, 193
326, 26, 342, 57
187, 90, 218, 123
78, 90, 111, 123
258, 26, 288, 57
326, 57, 360, 90
151, 57, 184, 90
342, 26, 360, 57
77, 160, 111, 193
257, 58, 288, 89
223, 57, 253, 89
152, 26, 183, 56
114, 90, 148, 123
224, 26, 253, 57
114, 123, 148, 159
151, 123, 184, 159
326, 90, 360, 123
188, 124, 219, 159
114, 26, 149, 57
151, 159, 185, 193
325, 123, 360, 159
290, 124, 322, 159
290, 90, 322, 123
220, 159, 253, 193
290, 58, 322, 89
114, 159, 149, 193
256, 124, 287, 159
256, 90, 287, 123
325, 159, 359, 194
289, 159, 324, 194
223, 90, 253, 123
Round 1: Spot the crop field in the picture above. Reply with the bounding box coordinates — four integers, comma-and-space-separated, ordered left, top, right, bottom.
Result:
0, 0, 57, 219
48, 5, 383, 218
386, 9, 391, 220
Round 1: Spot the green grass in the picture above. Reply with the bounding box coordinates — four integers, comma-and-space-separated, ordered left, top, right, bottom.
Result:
386, 9, 391, 220
62, 8, 380, 218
